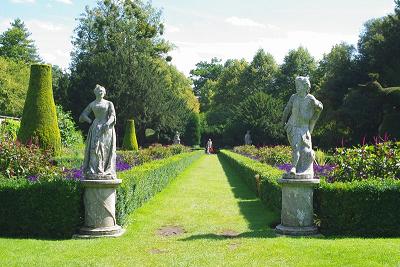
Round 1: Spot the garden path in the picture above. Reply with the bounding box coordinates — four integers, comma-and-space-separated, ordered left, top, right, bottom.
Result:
0, 154, 399, 266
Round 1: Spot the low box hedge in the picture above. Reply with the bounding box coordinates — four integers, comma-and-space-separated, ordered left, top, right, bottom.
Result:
0, 178, 83, 238
0, 151, 202, 238
220, 149, 400, 237
316, 179, 400, 237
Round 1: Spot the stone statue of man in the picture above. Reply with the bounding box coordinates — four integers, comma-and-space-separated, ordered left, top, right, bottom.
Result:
173, 131, 181, 144
281, 76, 323, 178
244, 130, 252, 145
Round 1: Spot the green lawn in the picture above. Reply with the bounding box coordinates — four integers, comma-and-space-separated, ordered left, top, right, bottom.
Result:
1, 154, 399, 266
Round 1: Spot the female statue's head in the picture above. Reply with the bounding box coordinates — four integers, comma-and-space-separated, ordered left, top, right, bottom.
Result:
295, 76, 311, 95
94, 84, 106, 99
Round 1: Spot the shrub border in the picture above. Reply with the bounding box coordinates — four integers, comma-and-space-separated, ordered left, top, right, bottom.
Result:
220, 149, 400, 237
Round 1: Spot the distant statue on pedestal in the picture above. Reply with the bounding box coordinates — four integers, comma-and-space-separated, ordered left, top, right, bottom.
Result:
244, 130, 252, 145
281, 76, 323, 178
173, 131, 181, 144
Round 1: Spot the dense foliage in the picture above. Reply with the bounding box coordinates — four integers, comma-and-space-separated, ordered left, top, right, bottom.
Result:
0, 119, 20, 140
0, 57, 30, 117
183, 112, 200, 146
56, 105, 83, 148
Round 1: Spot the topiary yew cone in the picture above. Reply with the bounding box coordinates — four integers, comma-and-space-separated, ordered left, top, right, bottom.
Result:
17, 64, 61, 156
122, 119, 139, 151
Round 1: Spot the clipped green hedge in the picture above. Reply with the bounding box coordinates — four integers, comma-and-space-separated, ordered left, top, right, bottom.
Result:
18, 64, 61, 155
315, 179, 400, 237
0, 151, 202, 238
222, 149, 400, 237
0, 179, 83, 238
116, 150, 203, 225
219, 150, 283, 213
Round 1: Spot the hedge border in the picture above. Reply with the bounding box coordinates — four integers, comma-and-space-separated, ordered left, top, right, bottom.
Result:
0, 151, 203, 238
220, 149, 400, 237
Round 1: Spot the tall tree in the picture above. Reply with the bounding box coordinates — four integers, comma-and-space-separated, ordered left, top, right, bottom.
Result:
0, 56, 30, 117
241, 49, 278, 95
275, 47, 317, 101
0, 19, 40, 63
190, 58, 223, 112
66, 0, 197, 144
357, 7, 400, 86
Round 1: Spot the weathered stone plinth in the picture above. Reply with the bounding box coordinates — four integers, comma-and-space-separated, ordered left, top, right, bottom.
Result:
75, 179, 124, 238
275, 177, 320, 236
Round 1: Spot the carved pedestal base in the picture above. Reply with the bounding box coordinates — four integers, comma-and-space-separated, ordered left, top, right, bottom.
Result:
275, 177, 320, 236
74, 179, 124, 238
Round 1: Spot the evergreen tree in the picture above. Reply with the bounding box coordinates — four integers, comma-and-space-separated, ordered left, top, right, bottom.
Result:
0, 19, 40, 63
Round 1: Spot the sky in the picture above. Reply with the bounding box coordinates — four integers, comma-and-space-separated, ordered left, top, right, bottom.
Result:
0, 0, 396, 75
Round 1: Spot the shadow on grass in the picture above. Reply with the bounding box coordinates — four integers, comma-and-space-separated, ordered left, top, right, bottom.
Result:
217, 154, 280, 231
180, 154, 280, 241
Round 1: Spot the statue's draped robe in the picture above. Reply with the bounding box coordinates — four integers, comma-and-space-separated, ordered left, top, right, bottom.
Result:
81, 100, 116, 179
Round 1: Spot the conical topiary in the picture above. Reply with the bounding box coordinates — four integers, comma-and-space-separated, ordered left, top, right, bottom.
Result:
17, 64, 61, 156
122, 119, 139, 151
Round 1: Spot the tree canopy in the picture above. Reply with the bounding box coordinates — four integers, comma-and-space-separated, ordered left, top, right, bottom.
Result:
62, 0, 199, 144
0, 19, 40, 63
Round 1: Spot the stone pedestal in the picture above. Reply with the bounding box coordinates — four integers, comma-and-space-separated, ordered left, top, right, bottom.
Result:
275, 177, 320, 236
75, 179, 124, 238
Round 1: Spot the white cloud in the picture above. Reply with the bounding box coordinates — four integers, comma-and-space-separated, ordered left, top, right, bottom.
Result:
165, 24, 180, 34
54, 0, 73, 5
168, 31, 358, 76
25, 20, 74, 69
225, 16, 279, 30
10, 0, 35, 3
28, 20, 63, 32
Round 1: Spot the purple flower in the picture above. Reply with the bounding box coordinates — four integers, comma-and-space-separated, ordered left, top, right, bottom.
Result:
116, 155, 131, 172
277, 163, 292, 173
63, 168, 84, 180
27, 175, 38, 182
276, 163, 336, 179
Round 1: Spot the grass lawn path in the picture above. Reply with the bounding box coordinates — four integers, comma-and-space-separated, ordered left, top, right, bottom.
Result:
1, 154, 400, 266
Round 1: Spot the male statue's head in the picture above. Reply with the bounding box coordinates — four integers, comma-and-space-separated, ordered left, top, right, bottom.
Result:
94, 84, 106, 99
295, 76, 311, 96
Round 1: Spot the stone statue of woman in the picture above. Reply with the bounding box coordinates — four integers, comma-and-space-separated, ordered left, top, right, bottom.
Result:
79, 84, 117, 180
281, 76, 323, 178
